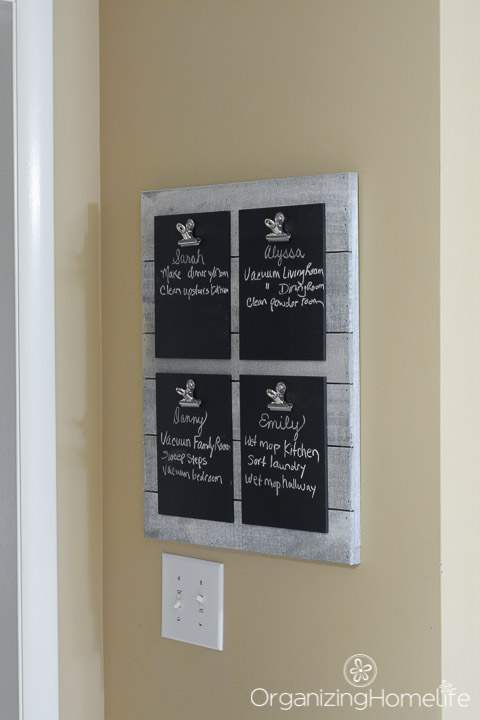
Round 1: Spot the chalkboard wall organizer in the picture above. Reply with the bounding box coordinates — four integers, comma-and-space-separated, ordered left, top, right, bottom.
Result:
143, 173, 360, 564
154, 210, 231, 359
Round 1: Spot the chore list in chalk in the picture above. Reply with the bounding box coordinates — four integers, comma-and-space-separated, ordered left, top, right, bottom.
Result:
156, 373, 234, 523
154, 210, 231, 359
240, 375, 328, 533
239, 204, 326, 361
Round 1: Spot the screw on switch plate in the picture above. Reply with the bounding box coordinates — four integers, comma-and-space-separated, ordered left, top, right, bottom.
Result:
162, 553, 224, 651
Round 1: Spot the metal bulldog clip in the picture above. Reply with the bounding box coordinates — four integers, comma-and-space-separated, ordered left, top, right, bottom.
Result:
266, 382, 293, 412
264, 212, 291, 242
176, 379, 202, 407
176, 218, 201, 247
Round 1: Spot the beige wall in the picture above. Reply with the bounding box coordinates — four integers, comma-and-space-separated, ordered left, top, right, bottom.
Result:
54, 1, 104, 718
441, 1, 480, 717
100, 1, 441, 718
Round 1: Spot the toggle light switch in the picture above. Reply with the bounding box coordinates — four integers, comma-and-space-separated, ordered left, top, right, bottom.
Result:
162, 553, 223, 650
174, 591, 183, 610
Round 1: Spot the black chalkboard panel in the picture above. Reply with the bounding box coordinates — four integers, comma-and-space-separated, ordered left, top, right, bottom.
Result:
240, 375, 328, 533
239, 204, 325, 360
156, 373, 234, 523
154, 211, 231, 359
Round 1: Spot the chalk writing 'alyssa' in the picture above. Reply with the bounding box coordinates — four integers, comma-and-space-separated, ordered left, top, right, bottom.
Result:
264, 245, 306, 267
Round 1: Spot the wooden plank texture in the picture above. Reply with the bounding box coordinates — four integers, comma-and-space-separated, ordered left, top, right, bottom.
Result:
142, 173, 354, 260
143, 332, 353, 384
144, 492, 356, 564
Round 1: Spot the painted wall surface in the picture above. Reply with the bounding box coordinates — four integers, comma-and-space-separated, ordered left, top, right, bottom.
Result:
441, 1, 480, 717
100, 1, 441, 718
54, 1, 104, 717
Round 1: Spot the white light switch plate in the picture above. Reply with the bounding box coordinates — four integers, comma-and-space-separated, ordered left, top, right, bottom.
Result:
162, 553, 224, 651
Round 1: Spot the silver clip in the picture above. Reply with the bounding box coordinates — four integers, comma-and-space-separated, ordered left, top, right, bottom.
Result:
266, 382, 293, 412
176, 219, 201, 247
264, 212, 291, 242
176, 379, 202, 407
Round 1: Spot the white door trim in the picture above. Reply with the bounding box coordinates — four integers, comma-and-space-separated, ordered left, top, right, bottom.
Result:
15, 0, 59, 717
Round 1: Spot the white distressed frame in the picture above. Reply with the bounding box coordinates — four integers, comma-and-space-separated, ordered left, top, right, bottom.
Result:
143, 174, 359, 564
15, 0, 59, 717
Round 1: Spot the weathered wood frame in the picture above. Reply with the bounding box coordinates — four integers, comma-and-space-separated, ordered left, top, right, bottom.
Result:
142, 173, 360, 564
